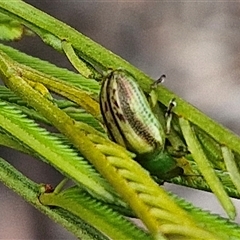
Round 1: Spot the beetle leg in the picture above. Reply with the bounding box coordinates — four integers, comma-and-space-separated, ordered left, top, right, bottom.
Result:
165, 98, 176, 134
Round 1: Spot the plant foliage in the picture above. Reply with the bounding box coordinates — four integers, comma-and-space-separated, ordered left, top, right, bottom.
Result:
0, 1, 240, 239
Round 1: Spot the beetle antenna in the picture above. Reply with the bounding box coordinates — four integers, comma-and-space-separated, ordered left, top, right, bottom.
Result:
151, 74, 166, 89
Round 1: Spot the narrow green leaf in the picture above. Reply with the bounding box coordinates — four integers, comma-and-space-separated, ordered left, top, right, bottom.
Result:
61, 40, 93, 78
0, 100, 118, 204
179, 117, 236, 219
169, 161, 240, 199
0, 157, 108, 240
222, 146, 240, 194
0, 43, 100, 94
0, 85, 103, 130
40, 186, 153, 240
170, 192, 240, 240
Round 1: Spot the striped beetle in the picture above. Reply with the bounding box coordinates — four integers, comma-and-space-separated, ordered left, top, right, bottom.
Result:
100, 69, 183, 179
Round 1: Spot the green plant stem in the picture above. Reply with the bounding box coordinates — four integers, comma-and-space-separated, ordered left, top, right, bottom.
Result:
61, 40, 92, 78
21, 67, 101, 119
1, 131, 240, 240
0, 2, 240, 238
0, 1, 240, 161
0, 49, 101, 119
0, 157, 108, 240
0, 132, 31, 154
0, 72, 170, 237
40, 187, 153, 240
0, 99, 117, 204
0, 43, 100, 95
1, 47, 216, 239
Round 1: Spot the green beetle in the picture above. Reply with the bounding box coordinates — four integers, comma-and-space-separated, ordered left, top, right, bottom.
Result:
100, 69, 183, 179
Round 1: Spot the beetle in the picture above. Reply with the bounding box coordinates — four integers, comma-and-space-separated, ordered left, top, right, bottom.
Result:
99, 69, 183, 180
